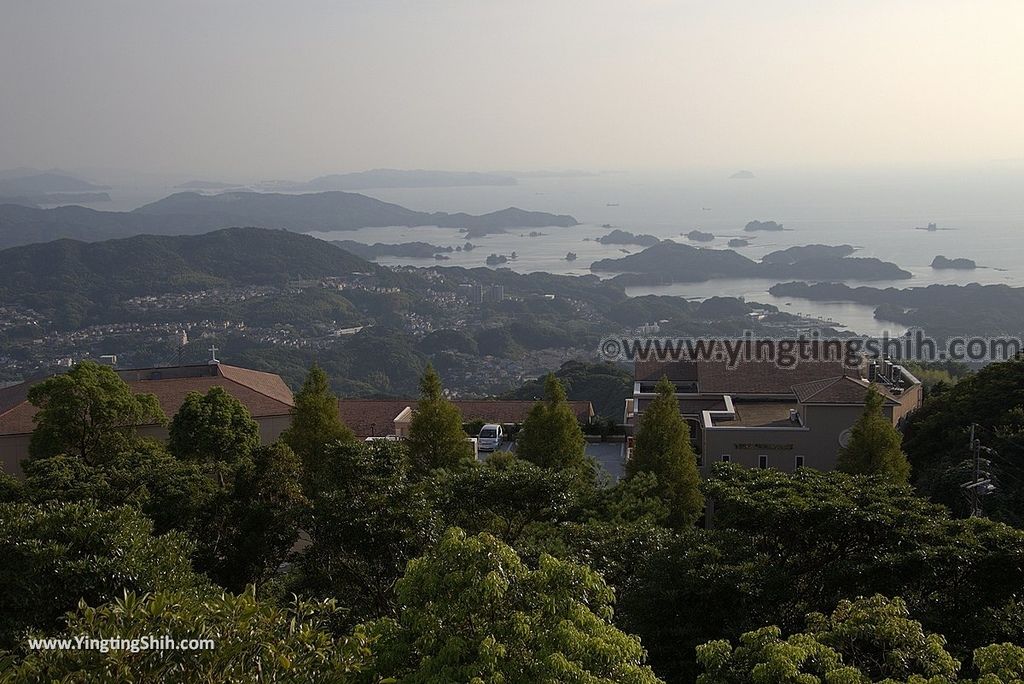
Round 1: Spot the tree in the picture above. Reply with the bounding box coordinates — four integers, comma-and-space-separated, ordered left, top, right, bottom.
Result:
620, 464, 1024, 682
0, 501, 208, 648
201, 442, 310, 592
26, 361, 165, 466
280, 364, 355, 484
626, 375, 703, 528
291, 440, 439, 624
837, 386, 911, 483
167, 387, 260, 470
516, 373, 587, 472
368, 528, 664, 683
696, 595, 960, 683
405, 364, 473, 472
2, 589, 373, 682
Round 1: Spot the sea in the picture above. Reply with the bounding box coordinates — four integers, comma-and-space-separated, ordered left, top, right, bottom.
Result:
88, 167, 1024, 337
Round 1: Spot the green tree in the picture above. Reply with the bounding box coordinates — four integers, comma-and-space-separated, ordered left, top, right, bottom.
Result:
26, 361, 165, 466
837, 386, 911, 483
406, 364, 473, 472
2, 589, 373, 683
291, 440, 438, 624
280, 364, 355, 485
168, 387, 261, 470
621, 464, 1024, 682
626, 375, 703, 528
516, 373, 588, 472
368, 528, 664, 684
696, 595, 960, 683
19, 444, 217, 536
0, 501, 208, 648
202, 442, 310, 592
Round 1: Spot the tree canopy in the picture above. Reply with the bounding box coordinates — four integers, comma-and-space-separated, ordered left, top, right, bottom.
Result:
516, 373, 588, 472
26, 361, 165, 465
280, 363, 355, 485
626, 375, 704, 528
405, 364, 473, 472
368, 527, 664, 684
836, 386, 911, 483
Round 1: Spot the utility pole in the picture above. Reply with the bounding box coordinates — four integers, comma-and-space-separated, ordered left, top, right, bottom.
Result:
961, 423, 996, 517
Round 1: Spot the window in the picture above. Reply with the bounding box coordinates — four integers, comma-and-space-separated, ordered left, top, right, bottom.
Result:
758, 454, 768, 469
795, 455, 805, 469
721, 454, 731, 463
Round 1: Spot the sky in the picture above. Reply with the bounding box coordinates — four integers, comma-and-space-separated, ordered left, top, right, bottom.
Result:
2, 0, 1023, 179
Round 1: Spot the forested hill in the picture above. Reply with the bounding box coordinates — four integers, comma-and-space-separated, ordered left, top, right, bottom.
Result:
0, 227, 373, 303
0, 190, 578, 249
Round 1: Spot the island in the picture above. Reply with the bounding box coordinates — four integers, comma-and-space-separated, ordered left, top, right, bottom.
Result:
486, 253, 509, 266
744, 220, 784, 232
931, 255, 976, 269
686, 230, 715, 242
767, 281, 1024, 339
728, 238, 750, 248
730, 170, 755, 179
761, 244, 855, 265
566, 252, 578, 261
597, 229, 660, 247
591, 240, 911, 285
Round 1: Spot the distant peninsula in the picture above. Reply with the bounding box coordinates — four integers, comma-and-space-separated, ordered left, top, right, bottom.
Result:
0, 191, 578, 250
591, 240, 911, 285
175, 180, 242, 190
931, 255, 976, 269
597, 229, 659, 247
0, 172, 110, 195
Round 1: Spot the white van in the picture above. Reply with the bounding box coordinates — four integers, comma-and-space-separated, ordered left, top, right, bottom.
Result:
477, 423, 504, 452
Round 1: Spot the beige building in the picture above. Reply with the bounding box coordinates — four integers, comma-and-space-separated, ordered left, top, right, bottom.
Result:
0, 363, 294, 476
625, 344, 922, 474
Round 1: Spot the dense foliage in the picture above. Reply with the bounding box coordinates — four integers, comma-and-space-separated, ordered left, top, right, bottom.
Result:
5, 360, 1024, 683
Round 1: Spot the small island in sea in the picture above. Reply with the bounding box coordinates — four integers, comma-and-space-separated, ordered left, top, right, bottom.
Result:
486, 253, 509, 266
744, 219, 784, 232
597, 229, 659, 247
730, 170, 755, 179
566, 252, 578, 261
931, 255, 976, 269
686, 229, 715, 242
728, 238, 750, 248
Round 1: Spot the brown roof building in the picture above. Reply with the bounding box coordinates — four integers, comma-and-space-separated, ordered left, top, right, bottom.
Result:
626, 342, 922, 473
0, 363, 294, 475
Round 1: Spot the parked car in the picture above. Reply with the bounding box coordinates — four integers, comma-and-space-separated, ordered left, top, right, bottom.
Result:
477, 423, 504, 451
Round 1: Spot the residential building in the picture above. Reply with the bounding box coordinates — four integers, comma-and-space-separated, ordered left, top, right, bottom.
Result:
624, 341, 922, 473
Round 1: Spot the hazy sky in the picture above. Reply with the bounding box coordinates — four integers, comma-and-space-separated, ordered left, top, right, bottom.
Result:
2, 0, 1022, 178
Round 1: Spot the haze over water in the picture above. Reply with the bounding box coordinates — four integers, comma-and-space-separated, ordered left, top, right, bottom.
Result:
302, 166, 1024, 335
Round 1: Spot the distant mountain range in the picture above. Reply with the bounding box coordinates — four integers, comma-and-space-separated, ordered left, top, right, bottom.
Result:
0, 228, 380, 328
0, 172, 110, 195
256, 169, 517, 191
0, 190, 578, 250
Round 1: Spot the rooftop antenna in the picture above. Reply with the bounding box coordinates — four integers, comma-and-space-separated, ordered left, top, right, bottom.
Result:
208, 344, 220, 365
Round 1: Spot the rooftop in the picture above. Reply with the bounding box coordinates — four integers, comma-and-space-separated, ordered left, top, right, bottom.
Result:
0, 363, 294, 436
